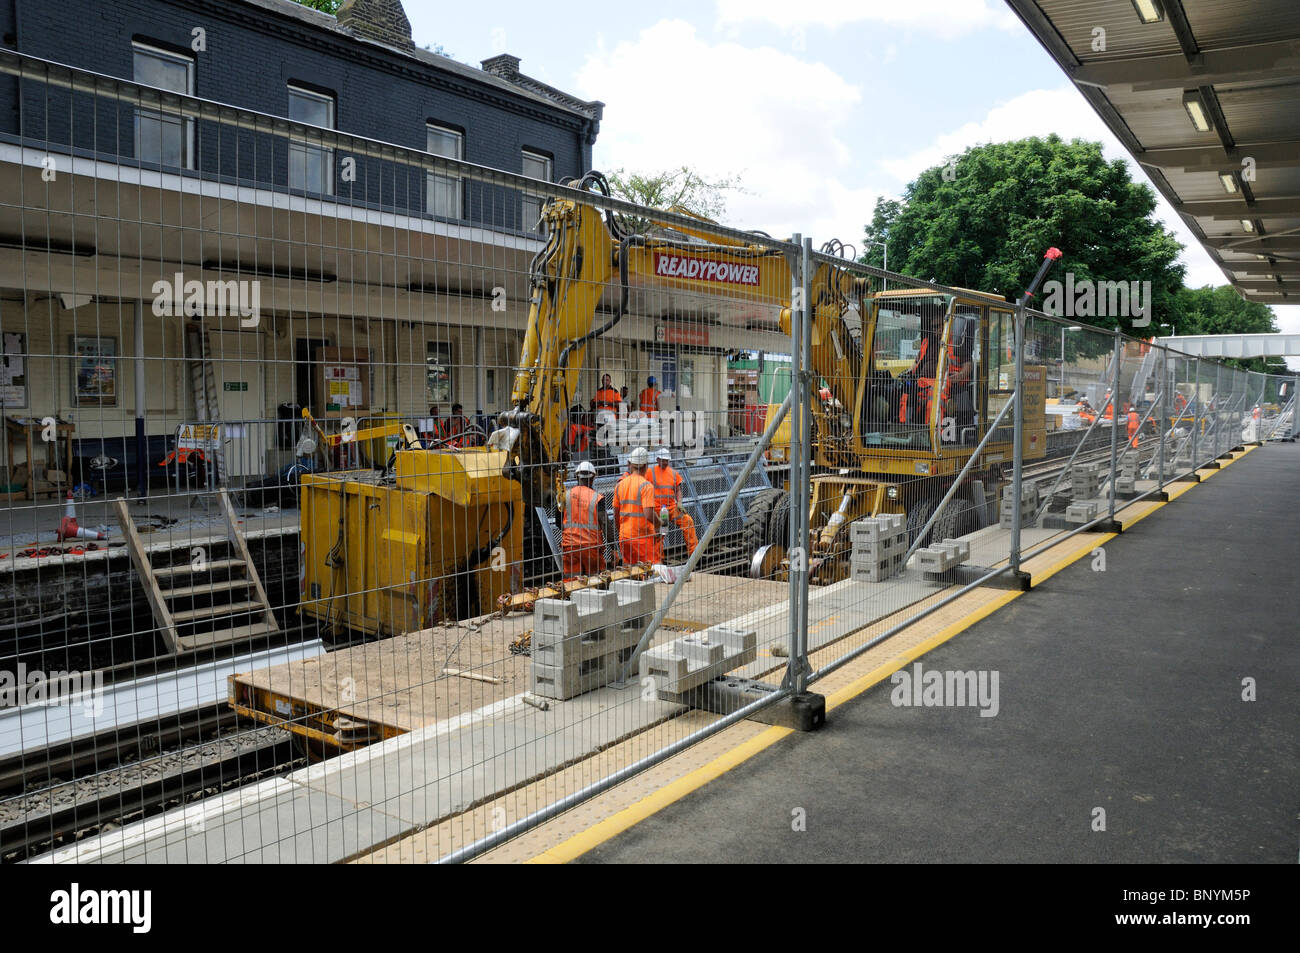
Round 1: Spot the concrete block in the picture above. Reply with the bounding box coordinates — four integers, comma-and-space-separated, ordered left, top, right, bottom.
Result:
534, 599, 579, 636
610, 578, 656, 624
1065, 501, 1098, 524
936, 538, 970, 562
640, 625, 757, 694
914, 548, 953, 572
532, 614, 643, 667
532, 655, 610, 700
849, 514, 905, 542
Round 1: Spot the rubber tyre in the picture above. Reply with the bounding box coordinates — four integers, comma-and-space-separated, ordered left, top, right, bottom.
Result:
931, 486, 964, 543
906, 496, 937, 547
742, 488, 782, 560
767, 490, 791, 548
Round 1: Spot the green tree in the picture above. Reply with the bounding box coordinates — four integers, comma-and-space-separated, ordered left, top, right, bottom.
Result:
862, 135, 1186, 337
293, 0, 341, 13
606, 166, 745, 235
1172, 285, 1286, 374
287, 0, 455, 56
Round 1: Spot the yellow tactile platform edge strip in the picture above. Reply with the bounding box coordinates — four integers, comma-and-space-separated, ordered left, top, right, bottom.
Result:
368, 453, 1243, 864
482, 459, 1244, 864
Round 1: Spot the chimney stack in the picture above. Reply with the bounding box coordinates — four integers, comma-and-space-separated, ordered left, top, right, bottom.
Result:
336, 0, 414, 51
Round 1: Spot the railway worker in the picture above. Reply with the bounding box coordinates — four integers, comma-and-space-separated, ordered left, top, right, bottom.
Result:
613, 446, 661, 565
648, 447, 698, 556
638, 376, 662, 415
594, 374, 622, 415
561, 460, 612, 576
1127, 408, 1140, 448
899, 305, 942, 426
565, 396, 594, 454
445, 403, 474, 447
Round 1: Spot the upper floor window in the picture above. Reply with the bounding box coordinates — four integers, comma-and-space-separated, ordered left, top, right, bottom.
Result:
521, 150, 553, 233
427, 124, 464, 219
132, 42, 194, 169
288, 85, 335, 196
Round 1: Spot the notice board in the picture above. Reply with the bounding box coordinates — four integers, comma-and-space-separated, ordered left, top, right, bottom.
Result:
314, 347, 370, 417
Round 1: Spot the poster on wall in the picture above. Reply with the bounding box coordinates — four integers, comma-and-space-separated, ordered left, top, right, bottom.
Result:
0, 331, 27, 407
73, 336, 117, 406
313, 346, 369, 416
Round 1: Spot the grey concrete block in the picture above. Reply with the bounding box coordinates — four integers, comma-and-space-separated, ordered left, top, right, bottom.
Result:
610, 578, 656, 624
849, 514, 905, 542
1066, 501, 1098, 524
532, 615, 643, 667
639, 625, 757, 694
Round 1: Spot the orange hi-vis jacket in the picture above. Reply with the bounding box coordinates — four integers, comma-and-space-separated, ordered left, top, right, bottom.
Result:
614, 473, 655, 539
594, 386, 621, 413
614, 472, 658, 564
562, 484, 603, 547
562, 483, 606, 574
1127, 410, 1140, 447
638, 387, 662, 414
648, 462, 698, 554
899, 337, 936, 424
647, 463, 682, 510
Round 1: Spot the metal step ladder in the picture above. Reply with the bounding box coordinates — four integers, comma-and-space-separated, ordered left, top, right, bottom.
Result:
185, 322, 227, 486
114, 490, 279, 653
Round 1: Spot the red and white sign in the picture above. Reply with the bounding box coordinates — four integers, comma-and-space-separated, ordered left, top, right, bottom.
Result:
653, 252, 760, 287
657, 324, 710, 346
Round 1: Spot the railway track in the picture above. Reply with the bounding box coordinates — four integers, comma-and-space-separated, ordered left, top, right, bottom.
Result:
1, 712, 299, 861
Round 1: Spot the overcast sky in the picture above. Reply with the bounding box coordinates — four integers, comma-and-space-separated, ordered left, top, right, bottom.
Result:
406, 0, 1299, 367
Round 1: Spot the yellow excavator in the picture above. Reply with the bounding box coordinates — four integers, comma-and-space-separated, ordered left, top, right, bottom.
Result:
297, 172, 1051, 636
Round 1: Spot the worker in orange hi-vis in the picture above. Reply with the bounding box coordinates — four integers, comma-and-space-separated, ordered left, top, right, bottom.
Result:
1127, 408, 1140, 448
613, 446, 661, 565
638, 376, 662, 414
594, 374, 621, 415
560, 460, 612, 576
648, 447, 698, 556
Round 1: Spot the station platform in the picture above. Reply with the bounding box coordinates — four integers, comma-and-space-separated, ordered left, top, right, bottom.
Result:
512, 443, 1296, 863
28, 446, 1278, 863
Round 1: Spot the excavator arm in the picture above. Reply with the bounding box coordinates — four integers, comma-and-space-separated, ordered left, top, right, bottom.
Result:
487, 173, 869, 510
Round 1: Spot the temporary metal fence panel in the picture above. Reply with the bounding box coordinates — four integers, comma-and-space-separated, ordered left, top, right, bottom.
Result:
1, 47, 1294, 865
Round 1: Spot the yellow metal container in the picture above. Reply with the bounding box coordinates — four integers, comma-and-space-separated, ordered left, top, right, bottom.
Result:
298, 447, 523, 638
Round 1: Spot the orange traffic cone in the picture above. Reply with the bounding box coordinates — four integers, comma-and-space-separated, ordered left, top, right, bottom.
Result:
56, 492, 105, 541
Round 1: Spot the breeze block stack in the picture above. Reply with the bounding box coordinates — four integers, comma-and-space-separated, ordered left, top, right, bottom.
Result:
639, 626, 758, 696
1115, 458, 1138, 496
849, 513, 907, 582
1070, 463, 1101, 500
1065, 500, 1099, 525
915, 538, 971, 574
1000, 481, 1039, 529
531, 579, 657, 700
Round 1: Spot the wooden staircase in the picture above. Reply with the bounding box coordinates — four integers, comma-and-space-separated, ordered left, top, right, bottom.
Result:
115, 490, 280, 653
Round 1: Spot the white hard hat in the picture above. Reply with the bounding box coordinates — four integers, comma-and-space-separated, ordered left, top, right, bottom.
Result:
628, 446, 649, 465
656, 447, 671, 462
576, 460, 596, 477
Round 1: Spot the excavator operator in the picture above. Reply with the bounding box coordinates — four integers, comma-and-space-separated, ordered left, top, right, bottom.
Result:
898, 304, 943, 427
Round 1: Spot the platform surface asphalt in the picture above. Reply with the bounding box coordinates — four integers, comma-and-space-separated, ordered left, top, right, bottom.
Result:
579, 445, 1299, 863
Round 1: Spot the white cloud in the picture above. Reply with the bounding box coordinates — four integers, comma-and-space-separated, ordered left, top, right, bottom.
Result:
878, 87, 1300, 335
576, 19, 880, 245
715, 0, 1019, 39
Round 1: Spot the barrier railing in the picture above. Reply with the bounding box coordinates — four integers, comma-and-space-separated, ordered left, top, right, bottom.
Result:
0, 47, 1292, 865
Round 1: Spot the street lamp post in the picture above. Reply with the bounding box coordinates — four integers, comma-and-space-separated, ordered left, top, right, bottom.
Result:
866, 240, 888, 290
1060, 325, 1081, 398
